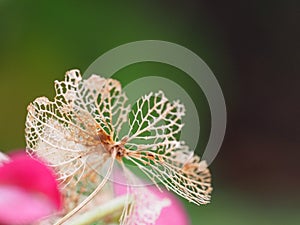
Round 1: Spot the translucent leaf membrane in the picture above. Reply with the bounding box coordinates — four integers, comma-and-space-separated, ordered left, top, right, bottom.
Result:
126, 91, 185, 151
62, 152, 110, 212
25, 69, 212, 224
25, 70, 129, 218
25, 94, 104, 183
54, 70, 130, 140
124, 91, 212, 204
125, 142, 212, 205
25, 70, 129, 181
117, 165, 170, 225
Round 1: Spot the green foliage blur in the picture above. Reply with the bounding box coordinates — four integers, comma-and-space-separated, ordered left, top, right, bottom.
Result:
0, 1, 227, 151
0, 1, 298, 225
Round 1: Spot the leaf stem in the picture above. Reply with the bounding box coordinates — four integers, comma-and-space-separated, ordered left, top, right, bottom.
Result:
54, 154, 116, 225
64, 195, 128, 225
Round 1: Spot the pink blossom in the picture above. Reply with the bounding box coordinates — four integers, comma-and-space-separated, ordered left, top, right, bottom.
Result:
0, 151, 62, 225
114, 172, 190, 225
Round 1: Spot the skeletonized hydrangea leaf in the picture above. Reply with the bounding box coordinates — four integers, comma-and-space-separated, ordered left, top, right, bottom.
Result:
125, 91, 185, 150
25, 70, 129, 184
123, 92, 212, 205
127, 146, 212, 205
25, 69, 212, 224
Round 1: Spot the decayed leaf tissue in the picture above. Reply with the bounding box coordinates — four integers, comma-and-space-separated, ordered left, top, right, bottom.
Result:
25, 69, 212, 224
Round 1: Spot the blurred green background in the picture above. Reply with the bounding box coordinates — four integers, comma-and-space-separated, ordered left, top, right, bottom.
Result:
0, 1, 299, 224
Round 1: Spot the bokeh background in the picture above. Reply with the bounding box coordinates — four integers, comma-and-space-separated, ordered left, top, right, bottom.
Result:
0, 1, 299, 224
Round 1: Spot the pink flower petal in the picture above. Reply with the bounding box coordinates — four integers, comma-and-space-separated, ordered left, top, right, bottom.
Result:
0, 151, 62, 225
0, 185, 57, 224
153, 189, 190, 225
114, 171, 189, 225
